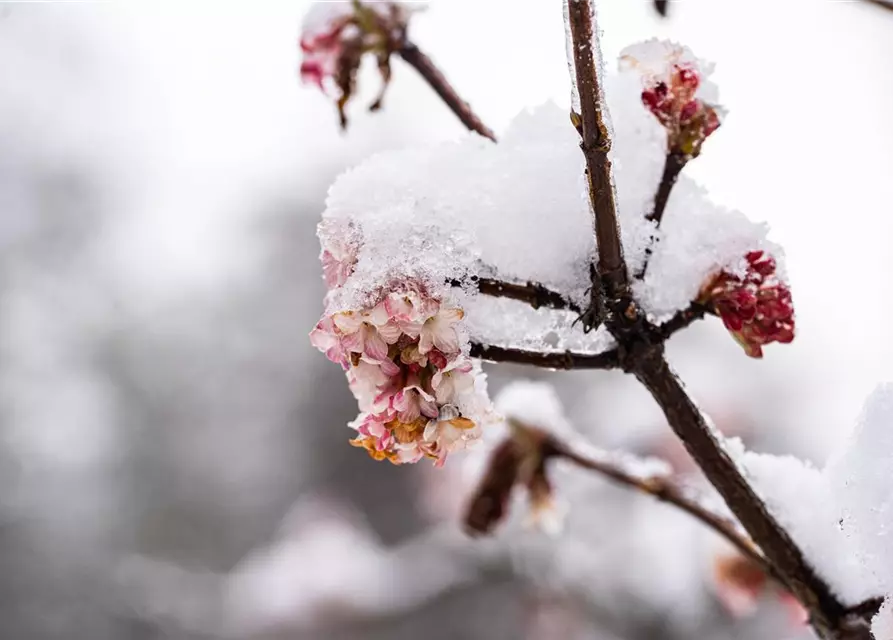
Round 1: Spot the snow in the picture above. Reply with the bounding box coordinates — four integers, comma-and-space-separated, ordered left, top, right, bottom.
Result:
495, 379, 575, 437
301, 1, 427, 37
493, 379, 674, 499
301, 2, 353, 35
827, 384, 893, 599
619, 39, 720, 106
321, 62, 781, 340
873, 596, 893, 640
320, 47, 777, 348
463, 296, 616, 354
729, 384, 893, 605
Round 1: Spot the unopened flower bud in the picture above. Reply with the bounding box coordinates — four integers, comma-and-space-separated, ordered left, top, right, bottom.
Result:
299, 2, 422, 128
698, 250, 795, 358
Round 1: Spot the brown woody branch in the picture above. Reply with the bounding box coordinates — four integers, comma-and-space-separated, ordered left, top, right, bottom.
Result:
457, 277, 582, 314
653, 0, 670, 17
864, 0, 893, 12
648, 152, 687, 226
470, 342, 619, 370
399, 43, 496, 142
566, 0, 629, 304
638, 152, 687, 279
468, 302, 712, 371
546, 436, 768, 573
656, 303, 713, 339
564, 2, 864, 637
632, 350, 850, 637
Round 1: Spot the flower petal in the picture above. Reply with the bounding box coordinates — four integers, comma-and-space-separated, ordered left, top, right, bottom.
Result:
378, 358, 401, 377
363, 326, 389, 361
432, 326, 460, 355
333, 311, 363, 334
377, 321, 403, 344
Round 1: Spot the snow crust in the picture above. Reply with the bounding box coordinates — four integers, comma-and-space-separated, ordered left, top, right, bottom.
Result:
320, 52, 778, 351
731, 384, 893, 604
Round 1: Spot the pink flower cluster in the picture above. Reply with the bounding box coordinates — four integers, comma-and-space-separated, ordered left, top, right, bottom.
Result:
311, 289, 484, 466
699, 251, 795, 358
621, 41, 722, 159
299, 2, 417, 128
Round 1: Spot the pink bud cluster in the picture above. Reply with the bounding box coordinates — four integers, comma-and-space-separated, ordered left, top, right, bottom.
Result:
640, 62, 721, 158
621, 41, 722, 159
299, 2, 417, 128
699, 251, 795, 359
311, 288, 485, 466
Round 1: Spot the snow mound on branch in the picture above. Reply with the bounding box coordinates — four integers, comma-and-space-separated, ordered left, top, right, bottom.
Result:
320, 58, 778, 348
730, 384, 893, 604
495, 379, 575, 438
873, 596, 893, 640
463, 296, 616, 354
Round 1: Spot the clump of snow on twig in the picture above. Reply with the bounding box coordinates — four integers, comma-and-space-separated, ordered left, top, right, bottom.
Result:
729, 384, 893, 604
321, 50, 780, 349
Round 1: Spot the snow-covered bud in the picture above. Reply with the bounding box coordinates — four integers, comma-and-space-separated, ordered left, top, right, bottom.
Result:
310, 287, 490, 466
299, 1, 422, 128
464, 382, 572, 536
463, 421, 560, 536
621, 39, 723, 159
698, 250, 795, 359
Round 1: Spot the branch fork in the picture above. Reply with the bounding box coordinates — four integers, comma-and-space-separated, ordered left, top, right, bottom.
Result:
455, 1, 877, 636
316, 2, 879, 635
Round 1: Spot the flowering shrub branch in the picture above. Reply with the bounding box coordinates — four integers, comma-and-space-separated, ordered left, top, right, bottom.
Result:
465, 277, 583, 314
469, 342, 619, 370
567, 2, 629, 332
300, 1, 495, 140
465, 417, 770, 575
304, 1, 879, 637
628, 42, 722, 278
398, 43, 496, 142
555, 437, 767, 571
564, 1, 862, 637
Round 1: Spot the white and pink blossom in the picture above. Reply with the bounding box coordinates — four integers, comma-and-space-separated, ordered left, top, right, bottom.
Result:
419, 307, 464, 355
299, 2, 422, 128
310, 279, 491, 466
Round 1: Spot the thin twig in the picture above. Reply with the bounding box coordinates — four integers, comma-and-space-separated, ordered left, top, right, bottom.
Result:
459, 277, 582, 314
863, 0, 893, 12
566, 0, 628, 301
398, 43, 496, 142
638, 152, 687, 279
547, 438, 768, 572
470, 342, 619, 370
647, 152, 687, 226
656, 303, 713, 339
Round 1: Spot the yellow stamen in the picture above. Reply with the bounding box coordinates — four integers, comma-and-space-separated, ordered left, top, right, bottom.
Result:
449, 417, 476, 430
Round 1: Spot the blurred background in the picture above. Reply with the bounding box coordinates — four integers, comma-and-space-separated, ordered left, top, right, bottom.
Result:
0, 1, 891, 638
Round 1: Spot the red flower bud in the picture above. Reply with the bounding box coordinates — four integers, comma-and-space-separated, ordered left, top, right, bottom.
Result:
699, 251, 796, 358
628, 50, 723, 159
